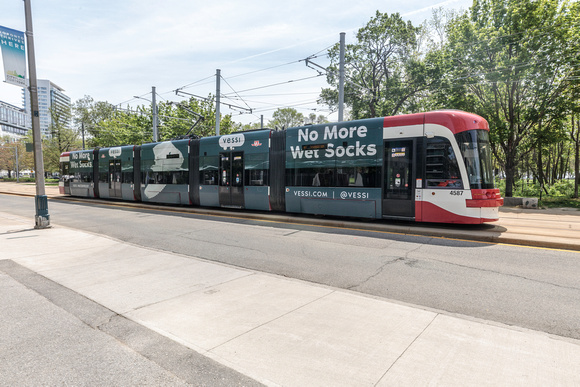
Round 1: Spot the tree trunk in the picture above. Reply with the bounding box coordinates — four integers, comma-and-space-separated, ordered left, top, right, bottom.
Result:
505, 157, 516, 197
574, 142, 580, 198
573, 114, 579, 198
537, 142, 545, 191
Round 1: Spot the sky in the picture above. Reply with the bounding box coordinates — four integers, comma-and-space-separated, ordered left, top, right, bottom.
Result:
0, 0, 473, 127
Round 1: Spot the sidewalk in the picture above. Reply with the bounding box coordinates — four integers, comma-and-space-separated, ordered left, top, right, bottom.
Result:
1, 181, 580, 251
1, 211, 579, 386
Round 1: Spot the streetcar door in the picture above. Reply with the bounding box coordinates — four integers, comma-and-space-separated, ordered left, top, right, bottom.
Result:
219, 151, 245, 208
109, 159, 122, 198
383, 140, 415, 219
61, 161, 71, 194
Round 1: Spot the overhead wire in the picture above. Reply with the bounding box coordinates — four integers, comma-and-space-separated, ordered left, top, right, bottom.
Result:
222, 74, 325, 96
111, 10, 579, 124
220, 76, 253, 112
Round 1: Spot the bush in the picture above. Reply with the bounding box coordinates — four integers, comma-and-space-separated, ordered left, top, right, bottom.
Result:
497, 178, 578, 199
0, 177, 36, 183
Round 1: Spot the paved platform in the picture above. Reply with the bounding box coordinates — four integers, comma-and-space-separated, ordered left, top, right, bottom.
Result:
1, 210, 580, 386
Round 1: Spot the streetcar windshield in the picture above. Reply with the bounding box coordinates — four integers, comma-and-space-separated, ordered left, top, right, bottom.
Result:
455, 130, 495, 189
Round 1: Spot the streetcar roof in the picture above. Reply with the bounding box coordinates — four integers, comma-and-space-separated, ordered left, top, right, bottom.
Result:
384, 110, 489, 134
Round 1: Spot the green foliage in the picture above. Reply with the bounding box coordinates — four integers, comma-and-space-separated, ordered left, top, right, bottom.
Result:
268, 108, 305, 129
0, 136, 35, 176
497, 178, 577, 198
321, 11, 426, 119
158, 96, 239, 140
539, 197, 580, 209
71, 95, 239, 148
439, 0, 578, 197
0, 177, 36, 183
90, 106, 153, 147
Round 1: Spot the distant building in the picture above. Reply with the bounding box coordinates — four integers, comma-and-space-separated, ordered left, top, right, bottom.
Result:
23, 79, 71, 138
0, 100, 28, 140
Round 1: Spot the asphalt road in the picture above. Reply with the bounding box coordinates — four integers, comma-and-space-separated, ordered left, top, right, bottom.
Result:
2, 194, 580, 340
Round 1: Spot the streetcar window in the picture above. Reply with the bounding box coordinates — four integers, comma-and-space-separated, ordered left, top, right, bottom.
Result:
246, 169, 268, 186
287, 166, 380, 188
244, 153, 269, 186
199, 155, 219, 185
122, 159, 134, 184
425, 137, 462, 188
122, 171, 134, 184
142, 171, 188, 185
99, 172, 109, 183
60, 163, 70, 180
72, 172, 93, 183
455, 130, 495, 189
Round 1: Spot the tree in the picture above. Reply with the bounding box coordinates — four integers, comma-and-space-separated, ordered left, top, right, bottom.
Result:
72, 95, 239, 148
44, 105, 80, 173
0, 136, 18, 178
268, 108, 305, 129
158, 95, 239, 140
438, 0, 579, 197
571, 112, 580, 198
240, 121, 264, 131
73, 96, 120, 148
90, 107, 153, 147
305, 113, 328, 125
0, 136, 33, 178
321, 11, 427, 119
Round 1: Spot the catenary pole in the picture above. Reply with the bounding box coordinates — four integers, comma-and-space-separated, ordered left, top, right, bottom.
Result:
24, 0, 50, 229
338, 32, 345, 122
152, 86, 158, 142
215, 69, 221, 136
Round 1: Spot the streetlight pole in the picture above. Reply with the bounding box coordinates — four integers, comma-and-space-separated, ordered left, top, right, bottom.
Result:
24, 0, 49, 229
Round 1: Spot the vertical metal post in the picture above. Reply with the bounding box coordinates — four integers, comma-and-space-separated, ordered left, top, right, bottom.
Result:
261, 115, 263, 129
152, 86, 158, 142
24, 0, 49, 229
215, 69, 221, 136
15, 146, 19, 183
81, 122, 85, 150
338, 32, 346, 122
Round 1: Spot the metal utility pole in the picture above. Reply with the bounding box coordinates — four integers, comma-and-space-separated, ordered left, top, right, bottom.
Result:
152, 86, 158, 142
81, 122, 85, 150
338, 32, 346, 122
24, 0, 49, 229
215, 69, 221, 136
15, 146, 19, 183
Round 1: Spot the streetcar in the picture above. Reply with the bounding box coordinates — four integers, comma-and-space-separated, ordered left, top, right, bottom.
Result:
59, 110, 503, 224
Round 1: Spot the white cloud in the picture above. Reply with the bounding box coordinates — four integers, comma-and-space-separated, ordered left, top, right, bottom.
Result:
1, 0, 473, 125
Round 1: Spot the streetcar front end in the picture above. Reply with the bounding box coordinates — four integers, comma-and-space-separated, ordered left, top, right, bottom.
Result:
59, 152, 71, 195
418, 111, 503, 224
456, 128, 503, 222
